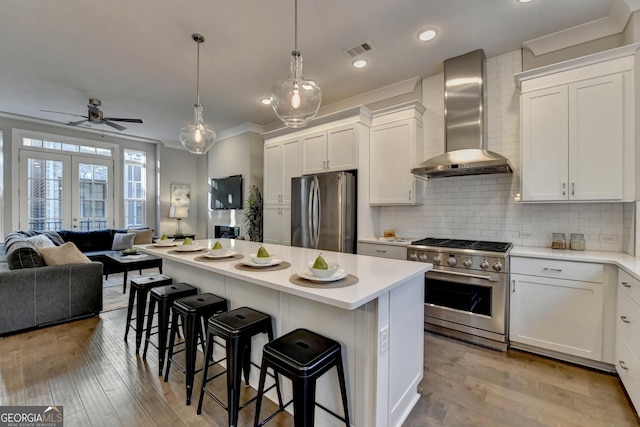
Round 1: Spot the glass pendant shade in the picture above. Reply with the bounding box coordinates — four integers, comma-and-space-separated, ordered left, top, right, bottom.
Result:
180, 103, 216, 154
271, 52, 321, 128
179, 33, 215, 154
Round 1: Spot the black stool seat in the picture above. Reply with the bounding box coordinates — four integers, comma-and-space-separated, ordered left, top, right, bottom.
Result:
143, 282, 198, 375
124, 274, 173, 353
197, 307, 284, 427
164, 293, 227, 405
254, 328, 350, 427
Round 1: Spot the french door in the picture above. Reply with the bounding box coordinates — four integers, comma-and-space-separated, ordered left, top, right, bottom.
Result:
19, 150, 114, 231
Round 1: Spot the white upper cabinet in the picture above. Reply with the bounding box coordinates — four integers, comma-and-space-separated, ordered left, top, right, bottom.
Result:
264, 137, 301, 205
516, 45, 637, 202
301, 124, 358, 174
369, 101, 425, 205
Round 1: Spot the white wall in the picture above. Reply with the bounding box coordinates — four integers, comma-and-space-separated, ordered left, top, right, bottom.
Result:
378, 50, 627, 252
158, 145, 206, 238
206, 131, 264, 239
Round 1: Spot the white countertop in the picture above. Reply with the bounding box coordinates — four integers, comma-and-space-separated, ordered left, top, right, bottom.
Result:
358, 237, 415, 246
139, 239, 430, 310
512, 245, 640, 281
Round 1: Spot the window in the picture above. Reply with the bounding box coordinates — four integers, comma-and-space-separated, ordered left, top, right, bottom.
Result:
124, 149, 146, 228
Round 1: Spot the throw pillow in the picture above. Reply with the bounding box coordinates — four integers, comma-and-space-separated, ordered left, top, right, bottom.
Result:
128, 228, 154, 244
26, 234, 55, 248
38, 242, 91, 266
112, 232, 135, 250
4, 233, 45, 269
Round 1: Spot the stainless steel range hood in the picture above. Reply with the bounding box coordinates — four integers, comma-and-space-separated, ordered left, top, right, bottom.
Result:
412, 49, 512, 178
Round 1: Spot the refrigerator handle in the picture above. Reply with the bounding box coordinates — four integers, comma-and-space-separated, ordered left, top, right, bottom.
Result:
314, 176, 321, 248
308, 178, 316, 248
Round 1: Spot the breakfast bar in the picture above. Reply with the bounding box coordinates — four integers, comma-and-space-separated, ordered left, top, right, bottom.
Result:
139, 238, 430, 427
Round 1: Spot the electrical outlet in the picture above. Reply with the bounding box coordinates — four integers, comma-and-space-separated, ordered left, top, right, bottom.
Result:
600, 234, 618, 244
520, 231, 532, 239
379, 326, 389, 354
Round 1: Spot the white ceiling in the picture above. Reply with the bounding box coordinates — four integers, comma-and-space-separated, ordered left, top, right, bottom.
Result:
0, 0, 615, 147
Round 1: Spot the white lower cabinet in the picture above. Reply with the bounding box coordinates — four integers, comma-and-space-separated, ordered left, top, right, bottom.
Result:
616, 269, 640, 413
510, 257, 604, 361
263, 205, 291, 246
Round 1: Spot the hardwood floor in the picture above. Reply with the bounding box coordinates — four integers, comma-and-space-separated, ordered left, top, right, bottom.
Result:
404, 333, 640, 427
0, 303, 638, 426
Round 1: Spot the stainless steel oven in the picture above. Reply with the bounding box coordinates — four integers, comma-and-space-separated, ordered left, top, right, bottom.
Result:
407, 239, 511, 351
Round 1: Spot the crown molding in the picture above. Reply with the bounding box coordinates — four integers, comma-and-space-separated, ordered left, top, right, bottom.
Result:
523, 0, 640, 56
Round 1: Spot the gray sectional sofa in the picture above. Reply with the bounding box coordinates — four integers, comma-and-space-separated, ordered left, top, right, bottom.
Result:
0, 229, 132, 336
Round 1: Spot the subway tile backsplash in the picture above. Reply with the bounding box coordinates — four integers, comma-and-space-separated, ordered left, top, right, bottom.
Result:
380, 49, 629, 253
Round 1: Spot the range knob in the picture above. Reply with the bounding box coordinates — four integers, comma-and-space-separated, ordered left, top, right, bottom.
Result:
409, 252, 418, 261
480, 261, 490, 270
419, 253, 428, 262
447, 257, 457, 267
492, 261, 503, 272
463, 258, 473, 268
432, 255, 442, 265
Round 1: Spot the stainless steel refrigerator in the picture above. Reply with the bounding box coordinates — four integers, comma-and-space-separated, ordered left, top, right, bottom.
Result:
291, 171, 356, 253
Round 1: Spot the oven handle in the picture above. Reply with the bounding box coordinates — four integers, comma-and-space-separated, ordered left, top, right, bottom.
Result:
427, 270, 500, 282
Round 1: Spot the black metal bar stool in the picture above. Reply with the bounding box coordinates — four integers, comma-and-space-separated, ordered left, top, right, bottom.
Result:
142, 282, 198, 375
253, 328, 350, 427
164, 293, 228, 405
124, 274, 173, 353
197, 307, 284, 427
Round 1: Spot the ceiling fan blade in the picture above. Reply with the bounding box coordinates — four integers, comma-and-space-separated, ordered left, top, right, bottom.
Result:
104, 121, 126, 131
104, 117, 143, 123
67, 119, 89, 126
41, 110, 87, 118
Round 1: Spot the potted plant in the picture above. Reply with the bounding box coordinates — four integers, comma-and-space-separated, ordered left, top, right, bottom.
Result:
243, 185, 263, 242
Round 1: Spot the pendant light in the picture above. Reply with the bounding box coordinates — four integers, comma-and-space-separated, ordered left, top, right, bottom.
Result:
270, 0, 321, 128
179, 33, 216, 154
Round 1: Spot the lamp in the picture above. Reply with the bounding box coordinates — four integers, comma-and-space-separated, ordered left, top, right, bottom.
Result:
270, 0, 321, 128
169, 206, 189, 236
179, 33, 216, 154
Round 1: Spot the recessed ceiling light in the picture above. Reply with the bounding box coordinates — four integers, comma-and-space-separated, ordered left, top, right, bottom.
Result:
352, 59, 368, 69
517, 0, 533, 3
417, 28, 438, 42
260, 97, 271, 105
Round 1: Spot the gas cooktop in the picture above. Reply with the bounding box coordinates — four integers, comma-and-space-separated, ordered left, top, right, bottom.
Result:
410, 238, 512, 253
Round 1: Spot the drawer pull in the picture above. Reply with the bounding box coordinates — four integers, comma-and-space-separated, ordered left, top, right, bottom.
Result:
619, 360, 628, 370
620, 315, 631, 324
543, 268, 562, 272
376, 250, 387, 253
621, 281, 631, 288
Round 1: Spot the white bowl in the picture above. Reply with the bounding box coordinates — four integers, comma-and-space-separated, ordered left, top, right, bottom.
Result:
250, 253, 275, 264
308, 261, 340, 278
155, 239, 176, 246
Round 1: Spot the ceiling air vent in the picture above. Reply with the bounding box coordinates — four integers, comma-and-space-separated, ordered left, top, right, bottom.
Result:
343, 41, 374, 57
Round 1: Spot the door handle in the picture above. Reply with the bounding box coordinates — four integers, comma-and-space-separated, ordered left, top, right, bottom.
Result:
543, 268, 562, 272
619, 360, 628, 370
562, 182, 566, 196
571, 182, 575, 196
512, 279, 516, 292
622, 281, 631, 288
620, 315, 631, 324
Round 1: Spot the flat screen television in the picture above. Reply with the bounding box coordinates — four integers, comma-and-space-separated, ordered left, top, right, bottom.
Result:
211, 175, 243, 210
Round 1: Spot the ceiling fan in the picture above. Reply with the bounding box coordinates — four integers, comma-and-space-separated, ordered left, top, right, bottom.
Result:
42, 98, 143, 131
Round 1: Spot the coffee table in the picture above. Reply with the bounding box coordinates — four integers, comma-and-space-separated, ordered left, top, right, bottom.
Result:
105, 252, 164, 293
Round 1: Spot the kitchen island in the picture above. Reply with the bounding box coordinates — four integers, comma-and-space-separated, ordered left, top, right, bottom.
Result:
139, 238, 430, 427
